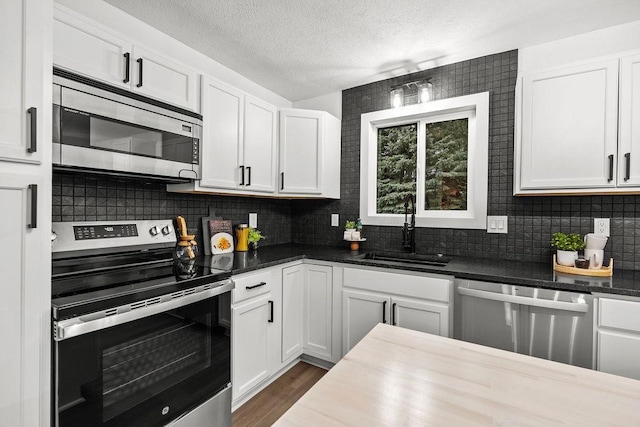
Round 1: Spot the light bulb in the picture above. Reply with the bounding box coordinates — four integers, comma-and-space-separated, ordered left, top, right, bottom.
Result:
418, 82, 432, 103
390, 88, 404, 108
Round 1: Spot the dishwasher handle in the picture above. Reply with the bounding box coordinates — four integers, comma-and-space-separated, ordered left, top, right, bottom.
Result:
457, 287, 588, 313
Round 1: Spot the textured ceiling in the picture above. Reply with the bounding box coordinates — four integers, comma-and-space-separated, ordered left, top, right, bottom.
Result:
103, 0, 640, 101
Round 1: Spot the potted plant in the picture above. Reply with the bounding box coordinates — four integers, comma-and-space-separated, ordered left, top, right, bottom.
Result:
551, 232, 585, 266
345, 220, 357, 231
248, 228, 265, 250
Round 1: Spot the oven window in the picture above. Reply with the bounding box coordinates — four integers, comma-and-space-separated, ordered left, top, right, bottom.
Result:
56, 294, 230, 426
60, 108, 196, 164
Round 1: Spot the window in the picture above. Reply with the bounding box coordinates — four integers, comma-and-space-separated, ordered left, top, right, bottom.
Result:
360, 92, 489, 229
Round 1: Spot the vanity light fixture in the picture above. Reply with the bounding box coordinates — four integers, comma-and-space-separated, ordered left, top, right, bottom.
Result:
390, 79, 432, 108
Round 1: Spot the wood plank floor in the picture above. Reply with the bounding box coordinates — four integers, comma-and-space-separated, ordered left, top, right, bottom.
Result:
232, 362, 327, 427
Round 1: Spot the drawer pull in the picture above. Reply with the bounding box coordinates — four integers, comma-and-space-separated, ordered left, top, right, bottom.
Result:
246, 281, 267, 290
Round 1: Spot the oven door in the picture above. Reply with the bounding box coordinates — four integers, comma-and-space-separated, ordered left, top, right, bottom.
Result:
53, 288, 231, 427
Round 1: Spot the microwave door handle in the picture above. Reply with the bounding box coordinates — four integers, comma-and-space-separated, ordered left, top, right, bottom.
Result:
54, 280, 234, 341
456, 287, 588, 313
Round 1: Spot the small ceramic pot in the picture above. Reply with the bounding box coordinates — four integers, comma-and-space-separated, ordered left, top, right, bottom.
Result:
557, 250, 578, 266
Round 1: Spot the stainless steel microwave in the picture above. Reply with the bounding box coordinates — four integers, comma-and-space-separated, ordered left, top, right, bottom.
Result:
53, 68, 202, 181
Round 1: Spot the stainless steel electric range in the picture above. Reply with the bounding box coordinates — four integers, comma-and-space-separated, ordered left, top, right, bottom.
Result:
51, 220, 233, 427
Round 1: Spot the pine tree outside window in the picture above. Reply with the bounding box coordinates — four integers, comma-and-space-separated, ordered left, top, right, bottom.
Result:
360, 92, 489, 229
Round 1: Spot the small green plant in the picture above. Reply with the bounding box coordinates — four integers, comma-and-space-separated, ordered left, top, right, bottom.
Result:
345, 220, 357, 230
248, 228, 265, 244
550, 232, 585, 251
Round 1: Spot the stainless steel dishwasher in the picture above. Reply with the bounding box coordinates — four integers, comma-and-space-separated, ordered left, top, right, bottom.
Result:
454, 279, 594, 369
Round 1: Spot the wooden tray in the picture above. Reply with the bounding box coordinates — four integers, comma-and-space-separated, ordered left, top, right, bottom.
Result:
553, 255, 613, 277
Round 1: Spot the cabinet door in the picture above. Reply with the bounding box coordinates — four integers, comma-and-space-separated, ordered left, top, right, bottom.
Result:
618, 53, 640, 186
53, 8, 131, 89
232, 294, 271, 401
200, 76, 243, 189
391, 296, 449, 337
281, 265, 304, 363
243, 95, 277, 193
519, 59, 619, 190
0, 0, 46, 164
279, 109, 323, 194
132, 45, 198, 111
342, 289, 389, 353
0, 175, 46, 427
303, 265, 333, 360
597, 330, 640, 380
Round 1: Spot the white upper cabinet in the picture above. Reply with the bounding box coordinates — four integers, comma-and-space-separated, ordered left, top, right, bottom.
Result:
515, 50, 640, 195
53, 10, 131, 89
279, 109, 341, 198
0, 0, 47, 164
199, 76, 277, 193
517, 58, 619, 192
618, 53, 640, 187
53, 6, 198, 111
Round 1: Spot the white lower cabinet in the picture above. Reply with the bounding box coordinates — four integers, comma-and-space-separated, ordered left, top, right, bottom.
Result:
342, 267, 453, 354
392, 296, 449, 336
281, 264, 304, 364
231, 269, 279, 404
303, 264, 335, 361
595, 297, 640, 380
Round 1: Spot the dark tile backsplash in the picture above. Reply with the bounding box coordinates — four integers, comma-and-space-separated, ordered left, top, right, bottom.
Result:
52, 172, 292, 247
53, 49, 640, 269
291, 49, 640, 270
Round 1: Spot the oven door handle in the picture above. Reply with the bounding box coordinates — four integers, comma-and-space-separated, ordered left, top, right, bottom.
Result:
54, 280, 234, 341
457, 287, 588, 313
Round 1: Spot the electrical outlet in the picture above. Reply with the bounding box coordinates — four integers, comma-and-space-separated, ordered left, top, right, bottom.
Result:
249, 213, 258, 228
331, 213, 339, 227
594, 218, 610, 236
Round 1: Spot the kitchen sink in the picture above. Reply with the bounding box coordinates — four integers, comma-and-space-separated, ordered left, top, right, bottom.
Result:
358, 251, 451, 267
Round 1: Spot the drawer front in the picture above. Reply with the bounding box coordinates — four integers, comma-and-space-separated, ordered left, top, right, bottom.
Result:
233, 270, 273, 304
599, 298, 640, 333
343, 267, 452, 303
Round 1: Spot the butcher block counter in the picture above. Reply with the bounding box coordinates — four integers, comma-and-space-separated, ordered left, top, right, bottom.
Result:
275, 324, 640, 426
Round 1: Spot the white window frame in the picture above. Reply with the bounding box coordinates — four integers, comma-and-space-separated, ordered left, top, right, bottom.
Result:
360, 92, 489, 229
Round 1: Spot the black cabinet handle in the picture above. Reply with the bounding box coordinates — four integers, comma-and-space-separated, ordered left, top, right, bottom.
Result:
625, 153, 631, 181
392, 302, 397, 326
28, 184, 37, 229
246, 166, 251, 186
123, 52, 130, 83
382, 300, 387, 324
280, 172, 284, 190
608, 154, 614, 182
268, 300, 274, 323
27, 107, 37, 153
136, 58, 143, 88
240, 165, 245, 186
246, 281, 266, 290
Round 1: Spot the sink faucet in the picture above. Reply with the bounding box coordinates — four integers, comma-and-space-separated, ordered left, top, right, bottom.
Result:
402, 195, 416, 253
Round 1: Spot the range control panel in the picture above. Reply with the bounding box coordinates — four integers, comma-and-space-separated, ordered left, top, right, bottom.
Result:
73, 224, 139, 240
52, 220, 176, 255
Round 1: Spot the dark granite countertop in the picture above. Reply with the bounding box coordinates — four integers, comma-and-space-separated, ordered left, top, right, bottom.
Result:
199, 244, 640, 298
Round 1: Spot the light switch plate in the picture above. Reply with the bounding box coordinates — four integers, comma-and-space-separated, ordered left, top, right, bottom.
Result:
487, 215, 508, 234
249, 213, 258, 228
331, 213, 339, 227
